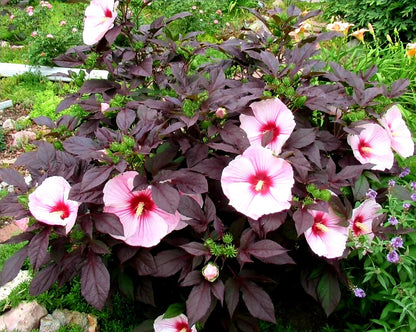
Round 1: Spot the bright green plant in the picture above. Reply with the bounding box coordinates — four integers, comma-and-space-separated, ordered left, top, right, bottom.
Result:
323, 0, 416, 44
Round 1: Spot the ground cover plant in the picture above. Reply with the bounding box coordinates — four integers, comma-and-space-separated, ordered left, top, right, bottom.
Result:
1, 1, 416, 332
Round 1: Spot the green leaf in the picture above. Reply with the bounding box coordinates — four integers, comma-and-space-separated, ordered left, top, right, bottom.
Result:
163, 303, 185, 319
118, 273, 135, 301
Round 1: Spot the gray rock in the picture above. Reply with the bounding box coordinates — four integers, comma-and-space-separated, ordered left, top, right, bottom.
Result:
0, 301, 47, 332
39, 314, 62, 332
2, 118, 15, 131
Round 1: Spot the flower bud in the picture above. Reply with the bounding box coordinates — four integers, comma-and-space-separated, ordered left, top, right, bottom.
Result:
215, 107, 227, 119
202, 262, 219, 282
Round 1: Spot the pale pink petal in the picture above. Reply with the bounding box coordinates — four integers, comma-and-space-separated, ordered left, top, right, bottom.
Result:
153, 314, 195, 332
28, 176, 79, 233
240, 98, 295, 154
221, 145, 294, 220
305, 205, 348, 258
349, 199, 381, 238
380, 105, 414, 158
347, 123, 394, 170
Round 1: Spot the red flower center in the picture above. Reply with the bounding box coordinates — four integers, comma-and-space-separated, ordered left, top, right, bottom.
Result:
175, 321, 189, 332
50, 200, 70, 220
311, 212, 328, 235
249, 171, 272, 195
352, 215, 369, 236
129, 193, 154, 217
260, 122, 280, 142
358, 139, 373, 158
104, 8, 113, 18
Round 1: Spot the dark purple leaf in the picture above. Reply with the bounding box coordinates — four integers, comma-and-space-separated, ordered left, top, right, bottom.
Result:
0, 246, 28, 286
153, 249, 190, 277
246, 240, 288, 259
186, 283, 212, 326
258, 252, 295, 265
152, 182, 180, 214
56, 95, 78, 112
116, 246, 139, 264
0, 168, 28, 192
220, 123, 250, 153
293, 208, 314, 236
186, 144, 209, 168
210, 279, 225, 305
81, 165, 114, 192
91, 212, 124, 237
132, 250, 157, 276
178, 195, 205, 221
105, 25, 122, 45
389, 79, 410, 98
234, 313, 260, 332
69, 183, 103, 204
285, 128, 316, 149
181, 270, 203, 287
225, 278, 240, 318
240, 280, 276, 323
56, 115, 80, 131
79, 79, 120, 94
29, 264, 59, 296
131, 57, 153, 77
172, 171, 208, 194
116, 109, 136, 132
81, 253, 110, 310
136, 277, 155, 306
191, 156, 229, 180
63, 137, 101, 159
317, 271, 341, 316
33, 116, 56, 128
90, 240, 110, 255
28, 227, 51, 270
1, 232, 33, 245
180, 242, 211, 257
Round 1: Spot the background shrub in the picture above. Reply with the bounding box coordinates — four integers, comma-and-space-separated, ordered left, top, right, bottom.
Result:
323, 0, 416, 44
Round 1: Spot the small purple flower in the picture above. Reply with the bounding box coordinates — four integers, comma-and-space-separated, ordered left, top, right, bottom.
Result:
388, 216, 398, 225
403, 202, 411, 210
387, 250, 400, 264
399, 167, 410, 178
388, 179, 396, 187
353, 287, 366, 298
411, 181, 416, 191
366, 189, 377, 199
391, 236, 404, 249
411, 193, 416, 201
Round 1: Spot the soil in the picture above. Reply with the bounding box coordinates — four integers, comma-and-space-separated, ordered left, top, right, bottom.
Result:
0, 103, 37, 164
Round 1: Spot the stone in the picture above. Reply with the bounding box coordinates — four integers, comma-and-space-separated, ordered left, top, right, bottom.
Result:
39, 314, 62, 332
2, 118, 15, 131
0, 270, 31, 301
0, 301, 47, 332
11, 130, 37, 146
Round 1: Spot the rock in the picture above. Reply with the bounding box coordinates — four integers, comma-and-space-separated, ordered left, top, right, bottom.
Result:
2, 118, 15, 131
39, 309, 98, 332
11, 130, 37, 146
0, 301, 47, 332
0, 270, 31, 301
39, 314, 62, 332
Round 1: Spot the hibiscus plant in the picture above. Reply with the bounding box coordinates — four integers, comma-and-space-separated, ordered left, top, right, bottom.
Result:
0, 2, 414, 331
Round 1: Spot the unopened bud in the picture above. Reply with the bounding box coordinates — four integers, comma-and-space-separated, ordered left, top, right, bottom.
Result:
202, 262, 219, 282
215, 107, 227, 119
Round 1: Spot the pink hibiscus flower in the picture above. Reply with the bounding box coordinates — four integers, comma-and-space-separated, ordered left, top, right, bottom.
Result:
103, 171, 180, 247
304, 204, 348, 259
28, 176, 79, 234
221, 145, 294, 220
379, 105, 414, 158
82, 0, 118, 45
349, 199, 382, 240
240, 98, 295, 154
153, 313, 197, 332
347, 123, 394, 171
